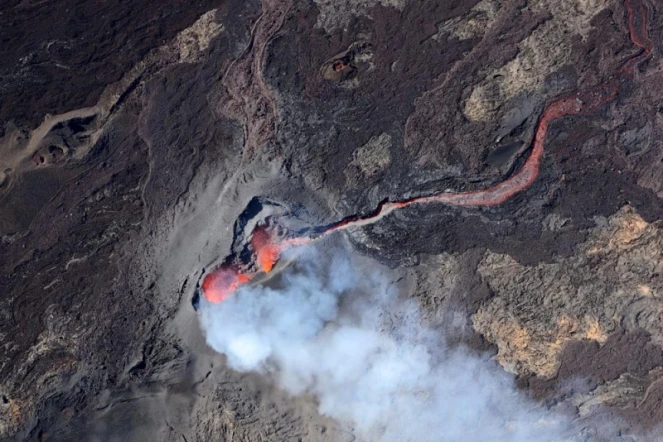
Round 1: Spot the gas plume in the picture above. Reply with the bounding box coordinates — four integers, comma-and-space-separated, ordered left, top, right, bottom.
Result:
199, 246, 575, 441
195, 2, 654, 437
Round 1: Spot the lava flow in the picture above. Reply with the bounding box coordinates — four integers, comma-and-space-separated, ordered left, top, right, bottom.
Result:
201, 0, 653, 304
251, 228, 281, 273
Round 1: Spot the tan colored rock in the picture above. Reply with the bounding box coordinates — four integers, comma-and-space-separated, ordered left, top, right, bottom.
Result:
436, 0, 502, 42
313, 0, 407, 33
345, 133, 392, 183
172, 9, 224, 64
473, 206, 663, 377
570, 368, 663, 417
463, 0, 611, 121
0, 399, 24, 439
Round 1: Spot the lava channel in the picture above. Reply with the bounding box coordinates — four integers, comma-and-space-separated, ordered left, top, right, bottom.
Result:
201, 0, 652, 304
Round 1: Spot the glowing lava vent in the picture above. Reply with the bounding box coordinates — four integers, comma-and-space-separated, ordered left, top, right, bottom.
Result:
251, 228, 280, 273
197, 0, 653, 307
201, 266, 251, 303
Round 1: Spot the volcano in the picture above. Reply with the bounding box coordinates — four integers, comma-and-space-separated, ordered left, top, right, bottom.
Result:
2, 0, 663, 440
201, 1, 652, 305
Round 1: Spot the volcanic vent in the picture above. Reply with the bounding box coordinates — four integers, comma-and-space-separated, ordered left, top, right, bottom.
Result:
198, 0, 654, 308
194, 197, 313, 306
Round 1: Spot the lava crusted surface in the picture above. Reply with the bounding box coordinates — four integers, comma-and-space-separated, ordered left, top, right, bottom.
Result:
2, 0, 663, 440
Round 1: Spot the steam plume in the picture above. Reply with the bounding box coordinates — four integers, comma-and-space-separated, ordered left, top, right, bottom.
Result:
199, 246, 574, 441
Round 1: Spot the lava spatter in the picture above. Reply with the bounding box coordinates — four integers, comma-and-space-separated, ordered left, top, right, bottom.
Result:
251, 227, 281, 273
201, 0, 652, 304
201, 267, 251, 303
201, 229, 315, 303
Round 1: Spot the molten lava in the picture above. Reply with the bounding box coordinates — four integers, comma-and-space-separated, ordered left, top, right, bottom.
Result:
252, 228, 281, 273
201, 0, 652, 305
201, 267, 251, 303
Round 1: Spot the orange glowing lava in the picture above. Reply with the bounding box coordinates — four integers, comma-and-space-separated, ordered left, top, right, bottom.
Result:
201, 0, 651, 305
202, 268, 251, 303
252, 228, 281, 273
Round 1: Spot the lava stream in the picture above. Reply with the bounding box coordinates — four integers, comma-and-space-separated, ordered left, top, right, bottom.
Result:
201, 0, 652, 304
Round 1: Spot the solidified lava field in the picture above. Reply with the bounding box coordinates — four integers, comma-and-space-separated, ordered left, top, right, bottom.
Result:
2, 0, 663, 440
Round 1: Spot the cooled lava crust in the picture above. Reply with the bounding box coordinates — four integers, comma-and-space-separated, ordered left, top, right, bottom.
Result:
2, 0, 663, 440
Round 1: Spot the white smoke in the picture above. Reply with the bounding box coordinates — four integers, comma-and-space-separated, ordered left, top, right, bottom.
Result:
199, 245, 576, 442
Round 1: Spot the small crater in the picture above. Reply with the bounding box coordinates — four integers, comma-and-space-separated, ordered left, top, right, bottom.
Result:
32, 144, 68, 166
320, 41, 373, 83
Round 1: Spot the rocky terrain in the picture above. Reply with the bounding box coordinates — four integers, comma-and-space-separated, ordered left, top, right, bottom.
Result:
1, 0, 663, 440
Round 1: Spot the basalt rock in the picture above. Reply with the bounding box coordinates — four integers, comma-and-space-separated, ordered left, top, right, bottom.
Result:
1, 0, 663, 440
